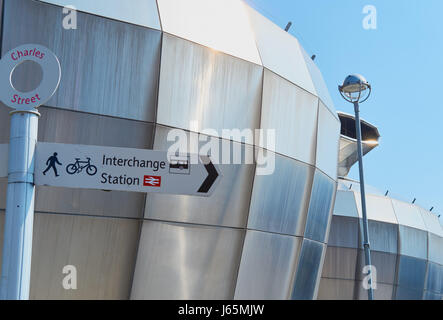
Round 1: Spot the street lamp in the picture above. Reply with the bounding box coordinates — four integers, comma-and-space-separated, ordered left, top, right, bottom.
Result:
339, 74, 374, 300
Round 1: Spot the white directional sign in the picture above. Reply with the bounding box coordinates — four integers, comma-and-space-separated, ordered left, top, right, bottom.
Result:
35, 143, 221, 196
0, 144, 7, 178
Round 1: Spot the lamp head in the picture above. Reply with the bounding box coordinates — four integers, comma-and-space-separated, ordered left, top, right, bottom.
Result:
338, 74, 371, 103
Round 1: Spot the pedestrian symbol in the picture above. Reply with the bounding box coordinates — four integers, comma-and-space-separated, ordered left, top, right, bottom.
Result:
42, 152, 62, 177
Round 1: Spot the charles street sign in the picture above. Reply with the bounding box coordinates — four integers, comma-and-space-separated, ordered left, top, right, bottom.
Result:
34, 142, 221, 197
0, 44, 61, 111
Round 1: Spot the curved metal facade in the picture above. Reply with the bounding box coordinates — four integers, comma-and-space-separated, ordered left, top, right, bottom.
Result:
319, 180, 443, 300
0, 0, 340, 299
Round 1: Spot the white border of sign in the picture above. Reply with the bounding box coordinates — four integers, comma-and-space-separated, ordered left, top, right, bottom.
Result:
0, 44, 61, 111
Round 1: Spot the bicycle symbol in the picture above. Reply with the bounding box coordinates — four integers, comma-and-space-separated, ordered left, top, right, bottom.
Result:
66, 157, 97, 176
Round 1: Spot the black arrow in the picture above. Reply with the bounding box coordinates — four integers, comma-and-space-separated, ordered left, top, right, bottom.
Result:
198, 157, 219, 193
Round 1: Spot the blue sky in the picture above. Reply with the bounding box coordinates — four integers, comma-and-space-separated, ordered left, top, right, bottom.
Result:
245, 0, 443, 223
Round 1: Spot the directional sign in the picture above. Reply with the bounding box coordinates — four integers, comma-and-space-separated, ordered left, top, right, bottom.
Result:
34, 143, 221, 196
0, 144, 7, 178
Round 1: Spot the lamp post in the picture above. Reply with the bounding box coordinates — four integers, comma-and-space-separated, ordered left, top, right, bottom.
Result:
338, 74, 374, 300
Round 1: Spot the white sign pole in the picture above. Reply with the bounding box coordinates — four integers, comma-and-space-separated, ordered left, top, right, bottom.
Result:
1, 111, 39, 300
0, 44, 61, 300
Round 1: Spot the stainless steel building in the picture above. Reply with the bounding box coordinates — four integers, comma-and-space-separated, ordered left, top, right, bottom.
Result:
319, 181, 443, 300
319, 113, 443, 300
0, 0, 339, 299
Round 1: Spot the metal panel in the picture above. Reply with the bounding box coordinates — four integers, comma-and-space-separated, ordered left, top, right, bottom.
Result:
145, 125, 255, 228
35, 187, 146, 219
245, 5, 316, 95
156, 33, 263, 140
396, 255, 427, 291
0, 107, 9, 143
299, 45, 335, 113
356, 250, 397, 285
356, 282, 394, 300
34, 107, 153, 218
39, 0, 161, 29
248, 154, 314, 236
0, 178, 6, 210
391, 199, 426, 230
338, 135, 379, 178
0, 144, 7, 178
4, 0, 162, 122
355, 193, 398, 224
398, 225, 428, 260
420, 208, 443, 237
316, 102, 340, 180
364, 220, 398, 254
291, 239, 325, 300
317, 278, 355, 300
337, 180, 349, 191
0, 0, 2, 38
157, 0, 261, 65
321, 247, 357, 280
333, 190, 359, 218
37, 107, 155, 148
0, 211, 4, 275
338, 179, 384, 196
428, 233, 443, 265
131, 220, 244, 299
423, 291, 442, 300
234, 231, 302, 300
395, 286, 424, 300
304, 170, 336, 243
327, 216, 359, 248
425, 262, 443, 294
259, 69, 318, 163
315, 240, 328, 299
0, 97, 7, 179
29, 213, 140, 299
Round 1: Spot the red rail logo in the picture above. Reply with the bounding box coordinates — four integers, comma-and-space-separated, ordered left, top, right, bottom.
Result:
143, 175, 161, 187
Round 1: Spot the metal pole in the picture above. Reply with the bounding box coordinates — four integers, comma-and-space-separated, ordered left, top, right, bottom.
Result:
0, 110, 39, 300
354, 101, 374, 300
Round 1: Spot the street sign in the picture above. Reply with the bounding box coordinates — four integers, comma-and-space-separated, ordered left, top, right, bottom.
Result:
0, 45, 61, 300
35, 142, 221, 196
0, 44, 61, 111
0, 144, 7, 178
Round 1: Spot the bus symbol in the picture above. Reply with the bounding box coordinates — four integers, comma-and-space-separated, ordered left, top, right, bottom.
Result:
169, 156, 190, 175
